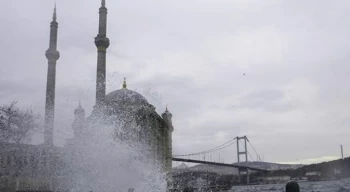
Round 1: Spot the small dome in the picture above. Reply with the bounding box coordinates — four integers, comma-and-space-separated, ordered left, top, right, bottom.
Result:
105, 88, 149, 106
162, 106, 172, 117
74, 103, 85, 114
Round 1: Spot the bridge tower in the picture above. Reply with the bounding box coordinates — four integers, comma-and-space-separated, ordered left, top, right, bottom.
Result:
236, 136, 249, 184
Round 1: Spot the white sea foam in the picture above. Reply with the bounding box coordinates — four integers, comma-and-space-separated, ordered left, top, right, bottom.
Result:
64, 123, 166, 192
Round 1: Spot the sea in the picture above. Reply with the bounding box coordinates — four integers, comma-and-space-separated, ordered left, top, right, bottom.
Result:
229, 179, 350, 192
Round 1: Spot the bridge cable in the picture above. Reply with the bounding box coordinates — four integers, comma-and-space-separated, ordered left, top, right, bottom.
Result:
174, 140, 236, 157
173, 137, 237, 157
246, 137, 261, 161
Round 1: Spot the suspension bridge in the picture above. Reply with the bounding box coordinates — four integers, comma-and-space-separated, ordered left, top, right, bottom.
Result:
171, 136, 268, 184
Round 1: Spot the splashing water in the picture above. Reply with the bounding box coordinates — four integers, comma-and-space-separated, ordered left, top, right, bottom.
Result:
61, 121, 167, 192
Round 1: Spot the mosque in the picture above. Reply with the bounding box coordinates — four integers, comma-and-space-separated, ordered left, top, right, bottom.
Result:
0, 0, 174, 191
52, 0, 175, 173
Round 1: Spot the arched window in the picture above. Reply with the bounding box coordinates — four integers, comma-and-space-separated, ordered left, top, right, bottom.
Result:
41, 151, 46, 166
7, 155, 11, 166
0, 156, 3, 167
30, 155, 35, 167
23, 155, 28, 166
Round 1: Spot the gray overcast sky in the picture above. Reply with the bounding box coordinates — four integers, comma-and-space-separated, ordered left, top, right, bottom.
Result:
0, 0, 350, 164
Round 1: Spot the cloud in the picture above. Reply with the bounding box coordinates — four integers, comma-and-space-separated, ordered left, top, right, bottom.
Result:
1, 0, 350, 164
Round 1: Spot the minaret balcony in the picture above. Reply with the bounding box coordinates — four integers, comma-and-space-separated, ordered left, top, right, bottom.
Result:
95, 35, 110, 48
45, 49, 60, 61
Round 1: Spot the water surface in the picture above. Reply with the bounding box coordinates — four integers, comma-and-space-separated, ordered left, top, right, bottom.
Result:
230, 179, 350, 192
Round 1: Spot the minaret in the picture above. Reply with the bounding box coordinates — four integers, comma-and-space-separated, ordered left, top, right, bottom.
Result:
95, 0, 110, 106
72, 102, 86, 139
44, 4, 60, 146
162, 106, 174, 188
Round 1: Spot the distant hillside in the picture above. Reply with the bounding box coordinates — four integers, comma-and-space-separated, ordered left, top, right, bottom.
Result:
267, 157, 350, 178
173, 161, 302, 175
234, 161, 303, 171
176, 163, 189, 169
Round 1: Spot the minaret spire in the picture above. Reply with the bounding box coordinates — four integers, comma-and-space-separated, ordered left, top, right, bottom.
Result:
73, 102, 86, 139
44, 4, 60, 146
95, 0, 110, 106
53, 3, 57, 21
123, 77, 127, 89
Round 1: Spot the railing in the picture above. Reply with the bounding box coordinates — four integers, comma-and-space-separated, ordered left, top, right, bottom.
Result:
16, 190, 136, 192
16, 191, 53, 192
169, 185, 232, 192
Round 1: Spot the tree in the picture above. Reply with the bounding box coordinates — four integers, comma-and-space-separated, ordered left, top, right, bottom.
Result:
0, 101, 40, 190
0, 101, 40, 145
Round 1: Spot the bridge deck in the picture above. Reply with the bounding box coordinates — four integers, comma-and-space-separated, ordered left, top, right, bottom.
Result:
172, 157, 269, 172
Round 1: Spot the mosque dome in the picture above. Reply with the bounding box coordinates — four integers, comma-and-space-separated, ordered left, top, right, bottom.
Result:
105, 88, 149, 106
105, 78, 149, 107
